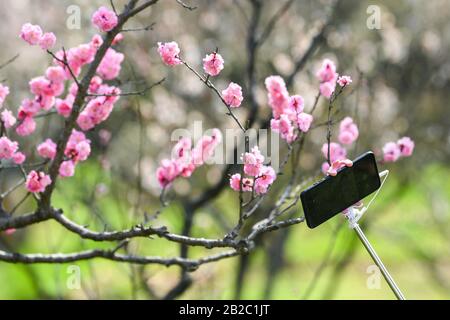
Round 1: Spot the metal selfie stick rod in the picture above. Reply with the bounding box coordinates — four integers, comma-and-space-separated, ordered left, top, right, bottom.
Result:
345, 170, 406, 300
352, 223, 405, 300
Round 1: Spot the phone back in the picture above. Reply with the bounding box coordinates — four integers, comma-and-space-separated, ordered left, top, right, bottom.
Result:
301, 152, 381, 228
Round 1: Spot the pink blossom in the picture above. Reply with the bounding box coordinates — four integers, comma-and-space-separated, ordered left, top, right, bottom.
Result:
157, 42, 182, 66
55, 97, 73, 118
97, 48, 124, 79
112, 33, 124, 45
20, 23, 42, 45
89, 76, 103, 93
229, 173, 253, 192
397, 137, 414, 157
338, 117, 359, 145
242, 146, 265, 177
192, 129, 222, 166
254, 165, 276, 194
39, 32, 56, 50
337, 75, 352, 87
0, 84, 9, 106
0, 137, 19, 159
265, 75, 289, 118
271, 114, 297, 143
91, 6, 118, 32
59, 160, 76, 177
38, 94, 57, 110
12, 152, 26, 164
18, 99, 40, 119
382, 142, 401, 162
37, 139, 57, 160
319, 81, 335, 99
202, 52, 224, 76
321, 142, 347, 163
65, 130, 91, 163
316, 59, 338, 83
91, 34, 104, 49
222, 82, 243, 108
296, 112, 313, 133
77, 90, 118, 130
287, 95, 304, 114
16, 117, 36, 136
1, 109, 16, 128
327, 159, 353, 176
156, 159, 180, 188
25, 170, 51, 193
46, 66, 66, 83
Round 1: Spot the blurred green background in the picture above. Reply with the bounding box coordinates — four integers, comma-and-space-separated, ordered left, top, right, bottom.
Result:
0, 0, 449, 299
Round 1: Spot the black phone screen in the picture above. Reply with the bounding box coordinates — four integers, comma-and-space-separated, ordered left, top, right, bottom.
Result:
301, 152, 381, 229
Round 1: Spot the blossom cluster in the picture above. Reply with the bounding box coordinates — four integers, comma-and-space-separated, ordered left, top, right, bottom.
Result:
20, 23, 56, 50
156, 130, 222, 188
382, 137, 415, 163
266, 76, 314, 143
157, 41, 242, 108
229, 146, 277, 195
321, 116, 359, 176
0, 7, 124, 194
316, 59, 352, 99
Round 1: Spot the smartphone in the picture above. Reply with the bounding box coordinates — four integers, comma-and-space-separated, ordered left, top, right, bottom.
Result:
301, 151, 381, 229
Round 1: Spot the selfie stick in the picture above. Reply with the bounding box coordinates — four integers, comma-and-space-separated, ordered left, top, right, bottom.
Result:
345, 170, 406, 300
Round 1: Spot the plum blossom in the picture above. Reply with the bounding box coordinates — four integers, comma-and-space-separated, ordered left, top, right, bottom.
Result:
65, 130, 91, 163
271, 114, 297, 144
382, 137, 415, 163
338, 117, 359, 145
337, 75, 352, 87
0, 137, 19, 159
0, 84, 9, 106
97, 48, 124, 80
230, 146, 276, 194
287, 95, 304, 114
397, 137, 415, 157
91, 6, 118, 32
254, 166, 276, 194
192, 129, 222, 166
326, 159, 353, 176
229, 174, 254, 192
319, 82, 335, 99
1, 110, 16, 128
317, 59, 338, 83
12, 152, 26, 164
203, 52, 224, 76
157, 42, 182, 66
39, 32, 56, 50
242, 146, 265, 177
55, 97, 73, 118
317, 59, 338, 98
156, 159, 181, 188
45, 66, 66, 83
16, 116, 36, 136
156, 130, 222, 188
265, 75, 289, 118
20, 23, 42, 45
382, 142, 401, 162
59, 160, 76, 177
296, 112, 313, 133
321, 142, 347, 164
25, 170, 51, 193
222, 82, 243, 108
37, 139, 57, 160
